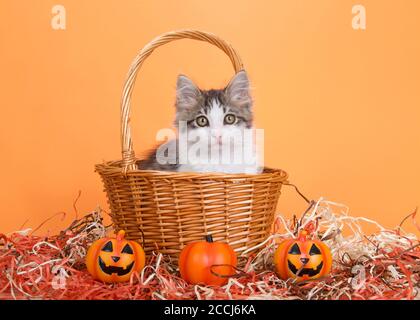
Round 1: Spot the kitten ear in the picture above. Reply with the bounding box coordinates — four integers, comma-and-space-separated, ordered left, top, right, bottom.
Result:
176, 74, 201, 111
225, 70, 252, 108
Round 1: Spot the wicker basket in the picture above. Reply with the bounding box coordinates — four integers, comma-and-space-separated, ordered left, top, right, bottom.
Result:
95, 30, 288, 263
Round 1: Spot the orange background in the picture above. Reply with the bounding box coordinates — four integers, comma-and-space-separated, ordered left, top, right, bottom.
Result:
0, 1, 419, 235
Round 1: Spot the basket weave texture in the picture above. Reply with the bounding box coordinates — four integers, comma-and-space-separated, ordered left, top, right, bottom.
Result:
95, 30, 288, 262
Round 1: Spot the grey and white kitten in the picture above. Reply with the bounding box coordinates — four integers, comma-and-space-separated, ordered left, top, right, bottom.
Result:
138, 71, 262, 174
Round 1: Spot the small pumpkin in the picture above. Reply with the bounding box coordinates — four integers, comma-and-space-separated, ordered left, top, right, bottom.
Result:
179, 235, 237, 286
86, 230, 145, 283
274, 230, 332, 282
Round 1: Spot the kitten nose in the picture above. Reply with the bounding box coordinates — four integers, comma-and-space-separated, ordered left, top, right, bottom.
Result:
300, 257, 309, 264
111, 256, 120, 262
212, 129, 222, 139
211, 133, 222, 144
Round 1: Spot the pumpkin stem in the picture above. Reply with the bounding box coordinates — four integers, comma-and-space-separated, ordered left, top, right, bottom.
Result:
205, 235, 214, 243
116, 230, 126, 241
298, 230, 308, 241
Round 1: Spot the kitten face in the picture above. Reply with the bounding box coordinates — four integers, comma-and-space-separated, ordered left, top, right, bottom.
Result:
139, 71, 262, 174
175, 71, 253, 150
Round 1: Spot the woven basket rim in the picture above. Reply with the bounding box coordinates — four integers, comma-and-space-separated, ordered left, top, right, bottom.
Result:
95, 159, 288, 181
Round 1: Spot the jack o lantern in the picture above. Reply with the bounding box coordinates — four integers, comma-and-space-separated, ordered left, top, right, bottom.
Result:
274, 230, 332, 282
179, 235, 237, 286
86, 230, 145, 283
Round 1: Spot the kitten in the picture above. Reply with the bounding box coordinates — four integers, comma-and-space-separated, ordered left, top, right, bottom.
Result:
138, 71, 262, 174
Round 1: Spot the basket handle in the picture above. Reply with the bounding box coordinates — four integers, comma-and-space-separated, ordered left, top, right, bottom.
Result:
120, 29, 244, 171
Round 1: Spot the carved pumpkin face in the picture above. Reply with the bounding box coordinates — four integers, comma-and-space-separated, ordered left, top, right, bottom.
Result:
86, 230, 145, 283
274, 230, 332, 282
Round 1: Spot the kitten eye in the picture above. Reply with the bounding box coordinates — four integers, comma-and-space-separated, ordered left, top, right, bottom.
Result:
195, 116, 209, 127
224, 114, 236, 125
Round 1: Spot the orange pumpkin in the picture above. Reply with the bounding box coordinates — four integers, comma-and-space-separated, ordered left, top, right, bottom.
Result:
86, 230, 145, 283
179, 235, 237, 286
274, 230, 332, 282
